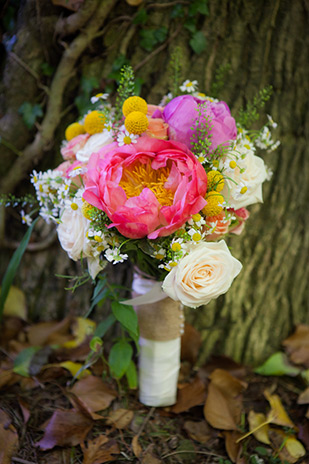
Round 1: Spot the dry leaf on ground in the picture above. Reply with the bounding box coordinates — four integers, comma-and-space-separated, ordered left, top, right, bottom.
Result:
68, 375, 117, 419
269, 429, 306, 463
132, 435, 143, 457
283, 325, 309, 366
264, 390, 296, 428
298, 387, 309, 404
0, 409, 19, 464
36, 408, 93, 450
223, 430, 243, 463
81, 436, 120, 464
183, 420, 212, 443
106, 408, 134, 429
247, 410, 270, 444
171, 375, 206, 413
27, 317, 73, 346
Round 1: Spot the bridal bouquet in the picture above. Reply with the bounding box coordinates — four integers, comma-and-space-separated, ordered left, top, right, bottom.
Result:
29, 67, 279, 406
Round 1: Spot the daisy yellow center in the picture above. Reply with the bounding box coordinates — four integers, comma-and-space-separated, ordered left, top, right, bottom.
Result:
71, 202, 78, 210
186, 82, 193, 87
229, 160, 237, 169
119, 161, 174, 206
240, 186, 247, 194
123, 135, 132, 145
171, 243, 181, 252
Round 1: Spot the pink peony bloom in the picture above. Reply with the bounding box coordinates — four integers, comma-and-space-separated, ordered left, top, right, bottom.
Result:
162, 95, 237, 152
83, 137, 207, 239
61, 134, 90, 160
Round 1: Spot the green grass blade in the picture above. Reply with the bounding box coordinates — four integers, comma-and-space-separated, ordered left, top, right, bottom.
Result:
0, 217, 38, 321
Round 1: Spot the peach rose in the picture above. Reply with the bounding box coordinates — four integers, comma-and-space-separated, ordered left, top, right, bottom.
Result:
147, 105, 164, 117
162, 240, 242, 308
145, 118, 169, 140
205, 211, 231, 241
61, 134, 90, 160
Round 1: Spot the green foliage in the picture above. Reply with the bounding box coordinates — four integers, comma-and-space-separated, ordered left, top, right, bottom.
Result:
108, 340, 133, 379
210, 63, 231, 98
126, 360, 138, 389
254, 352, 301, 377
111, 301, 139, 338
168, 47, 183, 97
75, 75, 100, 115
13, 346, 40, 377
170, 4, 184, 19
188, 0, 209, 16
18, 102, 43, 129
0, 217, 38, 322
139, 27, 168, 52
190, 103, 213, 158
0, 193, 38, 207
133, 8, 148, 25
189, 31, 207, 55
41, 62, 55, 77
237, 86, 273, 129
113, 64, 135, 131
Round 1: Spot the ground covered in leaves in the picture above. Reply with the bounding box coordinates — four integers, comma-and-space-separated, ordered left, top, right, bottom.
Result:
1, 312, 309, 464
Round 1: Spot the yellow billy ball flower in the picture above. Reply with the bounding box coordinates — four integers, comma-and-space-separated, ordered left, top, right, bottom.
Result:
202, 191, 224, 217
124, 111, 149, 135
81, 201, 93, 220
65, 122, 85, 141
122, 96, 148, 117
207, 170, 225, 192
84, 111, 106, 135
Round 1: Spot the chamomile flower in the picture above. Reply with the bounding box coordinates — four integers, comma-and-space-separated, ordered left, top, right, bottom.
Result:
180, 79, 198, 93
65, 197, 81, 211
153, 248, 166, 260
159, 92, 173, 106
68, 166, 88, 178
105, 248, 128, 264
234, 181, 250, 199
57, 180, 71, 204
267, 114, 278, 129
117, 130, 139, 146
205, 221, 218, 235
20, 210, 32, 226
187, 213, 206, 228
90, 93, 109, 104
188, 228, 204, 242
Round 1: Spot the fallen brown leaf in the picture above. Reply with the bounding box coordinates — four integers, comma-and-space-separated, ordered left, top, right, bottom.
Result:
132, 434, 143, 457
36, 408, 93, 450
142, 448, 162, 464
18, 398, 31, 423
68, 375, 117, 419
269, 429, 305, 464
183, 420, 212, 443
27, 317, 73, 346
0, 409, 19, 464
224, 430, 243, 463
283, 325, 309, 367
171, 376, 206, 413
298, 387, 309, 404
181, 323, 202, 364
201, 355, 247, 379
204, 382, 237, 430
106, 408, 134, 429
264, 390, 296, 428
81, 436, 120, 464
247, 410, 270, 444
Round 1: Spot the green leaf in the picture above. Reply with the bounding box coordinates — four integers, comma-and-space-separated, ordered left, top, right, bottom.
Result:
13, 346, 41, 377
154, 27, 168, 43
41, 62, 54, 77
0, 218, 38, 321
112, 301, 138, 337
93, 313, 116, 338
254, 352, 301, 377
139, 29, 157, 52
189, 0, 209, 16
108, 340, 133, 379
133, 8, 148, 25
89, 336, 103, 352
189, 31, 207, 54
170, 4, 184, 19
184, 18, 197, 34
126, 360, 138, 389
18, 103, 43, 129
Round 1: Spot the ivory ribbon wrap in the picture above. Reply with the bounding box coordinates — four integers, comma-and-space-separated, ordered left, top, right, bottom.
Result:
131, 273, 184, 407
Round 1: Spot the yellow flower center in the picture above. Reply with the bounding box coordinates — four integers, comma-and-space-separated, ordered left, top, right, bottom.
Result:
33, 176, 38, 183
71, 202, 78, 210
169, 262, 178, 267
192, 213, 201, 222
243, 144, 251, 150
155, 253, 165, 260
192, 232, 201, 242
229, 160, 237, 169
186, 82, 193, 87
94, 235, 103, 242
123, 135, 132, 145
212, 160, 219, 168
240, 186, 247, 194
171, 243, 181, 252
81, 201, 93, 220
119, 161, 174, 206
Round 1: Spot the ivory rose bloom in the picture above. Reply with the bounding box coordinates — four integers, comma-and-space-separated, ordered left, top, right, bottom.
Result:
57, 202, 92, 261
220, 150, 268, 209
83, 137, 207, 239
162, 240, 242, 308
76, 130, 114, 162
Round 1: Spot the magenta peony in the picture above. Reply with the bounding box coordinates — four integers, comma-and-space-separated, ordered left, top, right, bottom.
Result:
162, 95, 237, 152
83, 137, 207, 239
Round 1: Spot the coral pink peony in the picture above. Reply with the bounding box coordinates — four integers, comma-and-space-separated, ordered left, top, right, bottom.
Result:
60, 134, 90, 160
83, 137, 207, 239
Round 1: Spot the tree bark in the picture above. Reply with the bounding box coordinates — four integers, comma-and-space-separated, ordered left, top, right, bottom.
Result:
0, 0, 308, 364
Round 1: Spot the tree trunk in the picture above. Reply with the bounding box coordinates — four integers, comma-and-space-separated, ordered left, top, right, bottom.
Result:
0, 0, 308, 364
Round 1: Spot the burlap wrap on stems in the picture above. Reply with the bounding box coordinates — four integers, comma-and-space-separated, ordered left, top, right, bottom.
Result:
134, 297, 183, 341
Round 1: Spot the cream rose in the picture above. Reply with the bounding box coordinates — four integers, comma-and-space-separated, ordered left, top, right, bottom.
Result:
76, 130, 113, 162
162, 240, 242, 308
57, 203, 92, 261
221, 150, 268, 209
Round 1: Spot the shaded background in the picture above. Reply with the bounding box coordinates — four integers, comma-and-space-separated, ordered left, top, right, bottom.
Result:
0, 0, 308, 364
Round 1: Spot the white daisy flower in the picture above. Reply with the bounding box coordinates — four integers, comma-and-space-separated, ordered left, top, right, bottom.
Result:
90, 93, 109, 104
117, 130, 139, 147
20, 210, 33, 226
234, 181, 250, 199
180, 79, 198, 93
68, 166, 88, 178
267, 114, 278, 129
104, 248, 128, 264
